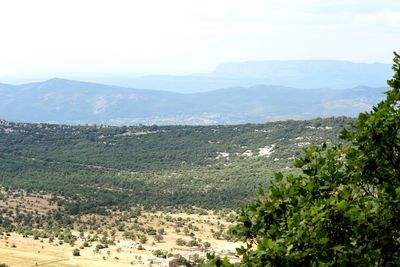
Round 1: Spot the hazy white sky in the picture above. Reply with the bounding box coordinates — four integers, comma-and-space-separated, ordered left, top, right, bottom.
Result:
0, 0, 399, 75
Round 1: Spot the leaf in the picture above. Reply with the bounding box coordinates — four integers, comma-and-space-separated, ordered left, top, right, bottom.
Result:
275, 172, 284, 182
257, 188, 265, 196
319, 237, 329, 245
306, 182, 315, 192
294, 158, 304, 168
336, 200, 348, 211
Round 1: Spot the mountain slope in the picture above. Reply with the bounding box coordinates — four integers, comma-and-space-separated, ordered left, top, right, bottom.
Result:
0, 117, 353, 211
0, 79, 386, 125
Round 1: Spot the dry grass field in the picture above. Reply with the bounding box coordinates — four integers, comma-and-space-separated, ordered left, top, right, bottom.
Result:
0, 190, 241, 266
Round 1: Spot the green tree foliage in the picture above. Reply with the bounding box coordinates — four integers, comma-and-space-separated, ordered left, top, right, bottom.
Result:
228, 52, 400, 266
0, 113, 352, 214
204, 253, 234, 267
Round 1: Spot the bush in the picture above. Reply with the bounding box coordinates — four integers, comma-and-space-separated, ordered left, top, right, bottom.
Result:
72, 248, 80, 256
175, 238, 186, 246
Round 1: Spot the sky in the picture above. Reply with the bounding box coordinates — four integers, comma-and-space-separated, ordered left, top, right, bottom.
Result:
0, 0, 399, 76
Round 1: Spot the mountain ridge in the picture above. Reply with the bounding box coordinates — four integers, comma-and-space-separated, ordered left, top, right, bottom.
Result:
1, 60, 391, 93
96, 60, 391, 92
0, 78, 386, 125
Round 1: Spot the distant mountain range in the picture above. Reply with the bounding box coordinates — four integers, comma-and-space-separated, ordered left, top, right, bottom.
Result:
0, 78, 387, 125
106, 60, 391, 93
1, 60, 392, 93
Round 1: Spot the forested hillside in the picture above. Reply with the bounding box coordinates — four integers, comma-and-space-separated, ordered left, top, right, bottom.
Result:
0, 117, 353, 214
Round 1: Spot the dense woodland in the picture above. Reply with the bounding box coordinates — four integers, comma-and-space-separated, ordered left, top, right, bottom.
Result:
0, 117, 353, 214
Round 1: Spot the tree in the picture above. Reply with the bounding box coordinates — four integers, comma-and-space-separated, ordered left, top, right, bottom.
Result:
176, 238, 186, 246
227, 52, 400, 266
154, 234, 164, 243
72, 248, 80, 256
203, 241, 211, 250
139, 234, 147, 244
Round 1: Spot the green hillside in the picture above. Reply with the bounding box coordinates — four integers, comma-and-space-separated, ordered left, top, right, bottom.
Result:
0, 117, 353, 214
